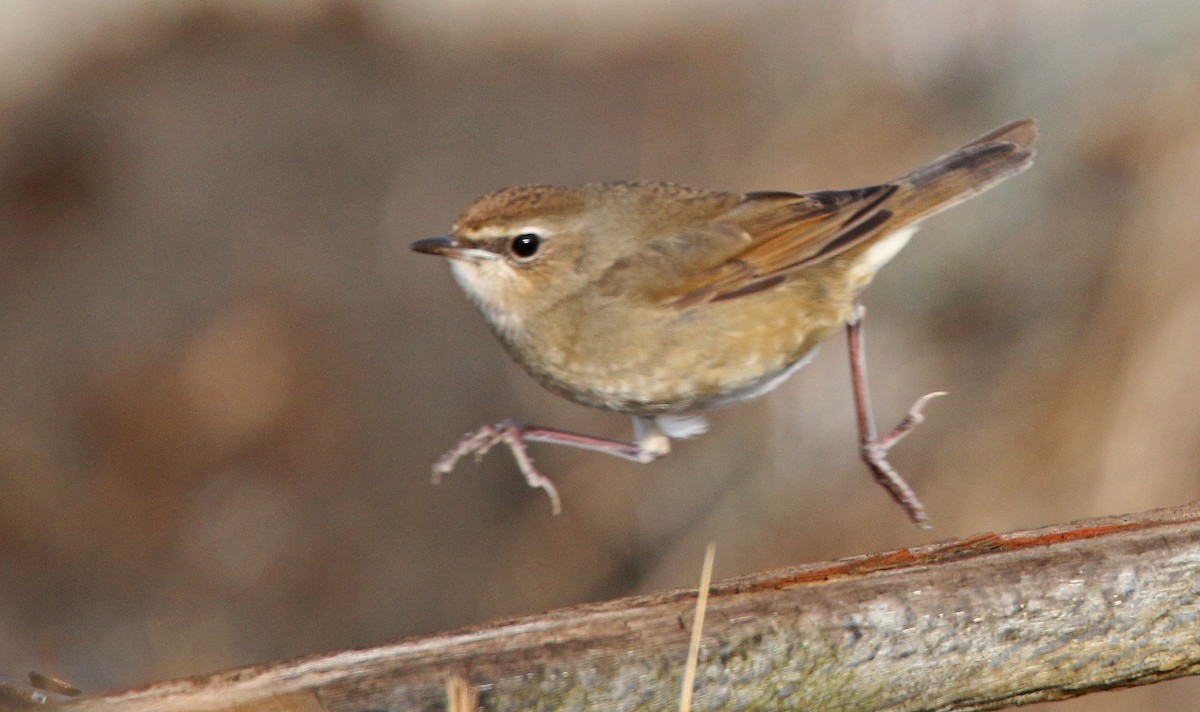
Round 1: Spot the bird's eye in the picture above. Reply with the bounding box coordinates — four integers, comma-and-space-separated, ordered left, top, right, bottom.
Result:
510, 233, 541, 259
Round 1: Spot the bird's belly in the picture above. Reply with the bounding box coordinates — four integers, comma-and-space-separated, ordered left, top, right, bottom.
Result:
687, 346, 819, 410
520, 291, 848, 415
537, 343, 821, 414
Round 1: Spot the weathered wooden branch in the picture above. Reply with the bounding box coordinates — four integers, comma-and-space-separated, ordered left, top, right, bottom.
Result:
37, 503, 1200, 711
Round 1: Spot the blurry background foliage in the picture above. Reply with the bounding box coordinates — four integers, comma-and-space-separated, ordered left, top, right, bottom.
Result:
1, 1, 1199, 709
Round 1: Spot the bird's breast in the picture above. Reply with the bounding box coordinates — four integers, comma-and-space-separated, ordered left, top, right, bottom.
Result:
505, 279, 853, 414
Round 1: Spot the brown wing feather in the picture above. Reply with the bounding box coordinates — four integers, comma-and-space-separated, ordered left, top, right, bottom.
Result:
664, 119, 1038, 306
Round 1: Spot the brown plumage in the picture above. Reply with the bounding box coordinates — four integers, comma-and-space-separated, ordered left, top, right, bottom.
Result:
413, 119, 1038, 522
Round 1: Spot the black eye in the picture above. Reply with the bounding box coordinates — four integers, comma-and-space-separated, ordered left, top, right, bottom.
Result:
510, 233, 541, 259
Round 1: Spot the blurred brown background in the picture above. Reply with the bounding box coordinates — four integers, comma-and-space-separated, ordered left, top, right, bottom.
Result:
1, 0, 1199, 709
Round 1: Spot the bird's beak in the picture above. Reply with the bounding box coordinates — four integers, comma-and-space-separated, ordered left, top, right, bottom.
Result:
410, 235, 497, 262
411, 235, 458, 256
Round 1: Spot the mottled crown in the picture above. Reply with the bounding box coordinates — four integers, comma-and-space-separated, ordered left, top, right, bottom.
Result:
454, 185, 586, 234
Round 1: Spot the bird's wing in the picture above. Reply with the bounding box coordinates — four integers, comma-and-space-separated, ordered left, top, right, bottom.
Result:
649, 118, 1038, 307
653, 185, 904, 306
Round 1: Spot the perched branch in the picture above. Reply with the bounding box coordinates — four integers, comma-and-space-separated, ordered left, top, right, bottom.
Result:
53, 504, 1200, 711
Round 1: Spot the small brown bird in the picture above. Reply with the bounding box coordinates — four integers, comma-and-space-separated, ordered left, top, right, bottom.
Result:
413, 119, 1037, 526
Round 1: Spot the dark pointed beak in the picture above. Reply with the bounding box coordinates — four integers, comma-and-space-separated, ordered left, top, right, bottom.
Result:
411, 235, 459, 257
411, 235, 499, 262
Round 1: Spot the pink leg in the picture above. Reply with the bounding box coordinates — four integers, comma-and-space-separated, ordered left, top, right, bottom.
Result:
431, 418, 667, 515
846, 302, 944, 528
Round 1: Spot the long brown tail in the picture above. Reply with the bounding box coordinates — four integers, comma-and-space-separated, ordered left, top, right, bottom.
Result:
893, 118, 1037, 224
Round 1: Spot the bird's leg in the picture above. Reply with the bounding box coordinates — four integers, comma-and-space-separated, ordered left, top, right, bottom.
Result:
846, 301, 944, 528
431, 417, 671, 515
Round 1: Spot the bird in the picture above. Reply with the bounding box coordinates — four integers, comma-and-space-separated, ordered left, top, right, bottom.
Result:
412, 119, 1037, 526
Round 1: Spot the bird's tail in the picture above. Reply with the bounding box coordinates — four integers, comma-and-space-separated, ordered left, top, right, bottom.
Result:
893, 118, 1038, 224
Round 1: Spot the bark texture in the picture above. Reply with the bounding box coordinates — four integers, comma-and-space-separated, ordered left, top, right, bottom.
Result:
45, 504, 1200, 711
